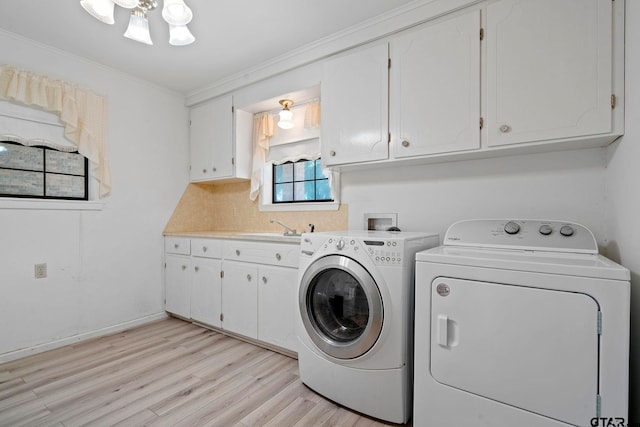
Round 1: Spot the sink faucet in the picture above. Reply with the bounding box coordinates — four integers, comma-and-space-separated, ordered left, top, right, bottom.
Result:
270, 219, 298, 236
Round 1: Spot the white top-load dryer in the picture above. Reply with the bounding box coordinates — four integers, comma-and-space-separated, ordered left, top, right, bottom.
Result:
414, 219, 630, 427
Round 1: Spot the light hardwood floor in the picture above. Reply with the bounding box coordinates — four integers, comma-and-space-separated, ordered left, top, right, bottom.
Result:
0, 318, 409, 426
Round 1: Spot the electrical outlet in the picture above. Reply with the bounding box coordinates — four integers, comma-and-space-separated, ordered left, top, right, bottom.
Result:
34, 263, 47, 279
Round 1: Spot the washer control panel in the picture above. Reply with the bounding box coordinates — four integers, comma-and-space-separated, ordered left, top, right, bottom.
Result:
321, 236, 404, 265
444, 219, 598, 254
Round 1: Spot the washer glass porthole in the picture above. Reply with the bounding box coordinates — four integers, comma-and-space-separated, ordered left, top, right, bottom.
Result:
300, 255, 384, 359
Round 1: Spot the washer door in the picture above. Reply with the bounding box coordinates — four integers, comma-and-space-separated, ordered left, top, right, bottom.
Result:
299, 255, 383, 359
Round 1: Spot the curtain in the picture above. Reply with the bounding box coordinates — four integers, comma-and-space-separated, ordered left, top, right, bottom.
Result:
0, 66, 111, 198
304, 99, 321, 129
249, 112, 274, 201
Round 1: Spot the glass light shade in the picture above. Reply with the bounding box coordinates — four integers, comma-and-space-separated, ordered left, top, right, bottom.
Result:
169, 24, 195, 46
278, 109, 294, 130
113, 0, 138, 8
162, 0, 193, 25
80, 0, 115, 25
124, 12, 153, 45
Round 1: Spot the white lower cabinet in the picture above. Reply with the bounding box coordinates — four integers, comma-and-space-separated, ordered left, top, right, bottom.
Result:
164, 236, 299, 353
257, 265, 298, 352
221, 260, 258, 339
191, 257, 222, 328
165, 254, 192, 319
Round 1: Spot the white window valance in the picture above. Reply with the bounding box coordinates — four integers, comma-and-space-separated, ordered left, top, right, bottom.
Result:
0, 66, 111, 198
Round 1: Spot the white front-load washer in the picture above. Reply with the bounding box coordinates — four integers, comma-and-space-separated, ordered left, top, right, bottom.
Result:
297, 230, 439, 423
414, 219, 630, 427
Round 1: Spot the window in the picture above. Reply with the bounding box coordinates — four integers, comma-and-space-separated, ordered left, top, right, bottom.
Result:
273, 159, 332, 203
0, 141, 88, 200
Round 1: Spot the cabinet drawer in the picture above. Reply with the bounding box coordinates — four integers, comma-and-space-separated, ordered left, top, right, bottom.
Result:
165, 237, 191, 255
191, 238, 223, 258
223, 241, 300, 268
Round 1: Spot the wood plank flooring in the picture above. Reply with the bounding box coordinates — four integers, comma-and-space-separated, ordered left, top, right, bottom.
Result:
0, 318, 409, 426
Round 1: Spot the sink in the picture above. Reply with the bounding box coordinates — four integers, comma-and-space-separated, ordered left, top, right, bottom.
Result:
237, 232, 301, 242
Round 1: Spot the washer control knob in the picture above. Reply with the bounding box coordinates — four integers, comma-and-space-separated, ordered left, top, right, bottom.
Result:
336, 239, 346, 250
539, 224, 553, 236
560, 225, 575, 237
504, 221, 521, 235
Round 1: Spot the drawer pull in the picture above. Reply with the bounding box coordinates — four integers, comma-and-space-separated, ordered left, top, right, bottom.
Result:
202, 246, 207, 252
246, 274, 252, 281
236, 249, 240, 256
330, 150, 336, 157
202, 168, 207, 173
174, 243, 179, 249
262, 276, 268, 284
181, 265, 187, 271
275, 253, 282, 261
194, 266, 199, 272
401, 140, 410, 147
499, 124, 512, 133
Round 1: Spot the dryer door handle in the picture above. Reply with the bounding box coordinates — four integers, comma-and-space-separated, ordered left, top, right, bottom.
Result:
437, 314, 449, 347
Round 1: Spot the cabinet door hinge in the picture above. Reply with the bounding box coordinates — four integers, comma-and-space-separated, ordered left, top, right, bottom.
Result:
479, 117, 484, 130
611, 94, 617, 109
220, 270, 224, 278
164, 262, 166, 268
220, 313, 224, 322
231, 105, 234, 113
231, 157, 235, 165
388, 58, 391, 69
480, 28, 484, 41
388, 132, 391, 143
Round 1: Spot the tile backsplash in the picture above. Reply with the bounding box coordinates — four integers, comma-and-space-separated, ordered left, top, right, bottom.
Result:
164, 181, 348, 233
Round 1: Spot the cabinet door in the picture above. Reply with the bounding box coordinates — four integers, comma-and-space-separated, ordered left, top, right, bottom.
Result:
257, 265, 298, 352
221, 261, 258, 339
391, 10, 480, 158
189, 95, 234, 181
191, 258, 222, 328
165, 254, 192, 319
486, 0, 613, 146
321, 43, 389, 166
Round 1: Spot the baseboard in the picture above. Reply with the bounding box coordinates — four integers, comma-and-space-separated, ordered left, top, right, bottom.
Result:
0, 312, 169, 364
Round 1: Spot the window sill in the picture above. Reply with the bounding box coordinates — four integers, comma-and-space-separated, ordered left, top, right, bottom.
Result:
0, 198, 105, 211
259, 201, 340, 212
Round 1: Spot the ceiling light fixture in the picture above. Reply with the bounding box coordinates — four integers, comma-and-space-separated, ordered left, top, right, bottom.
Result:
278, 99, 294, 130
80, 0, 195, 46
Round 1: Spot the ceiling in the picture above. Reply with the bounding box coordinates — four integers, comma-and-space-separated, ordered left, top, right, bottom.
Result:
0, 0, 416, 95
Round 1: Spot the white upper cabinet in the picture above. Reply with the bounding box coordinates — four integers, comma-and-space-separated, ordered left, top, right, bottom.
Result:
321, 43, 389, 166
391, 9, 481, 158
319, 0, 622, 168
189, 94, 252, 182
485, 0, 614, 147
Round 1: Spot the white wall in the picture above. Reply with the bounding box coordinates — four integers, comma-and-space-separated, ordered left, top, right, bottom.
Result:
0, 31, 189, 360
606, 1, 640, 422
342, 148, 608, 245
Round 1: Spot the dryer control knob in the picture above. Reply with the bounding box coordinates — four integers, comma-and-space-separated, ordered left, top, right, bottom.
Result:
539, 224, 553, 235
336, 239, 346, 250
560, 225, 575, 237
504, 221, 521, 235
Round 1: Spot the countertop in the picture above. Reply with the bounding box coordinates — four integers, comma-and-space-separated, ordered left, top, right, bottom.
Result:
163, 231, 302, 244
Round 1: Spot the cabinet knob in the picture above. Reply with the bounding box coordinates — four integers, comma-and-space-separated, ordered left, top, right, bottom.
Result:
202, 169, 207, 173
213, 167, 217, 172
401, 140, 410, 148
330, 150, 336, 157
181, 265, 187, 271
194, 266, 199, 272
174, 243, 179, 249
275, 253, 282, 261
262, 276, 268, 284
202, 246, 207, 252
235, 249, 240, 256
499, 124, 512, 133
246, 274, 252, 281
